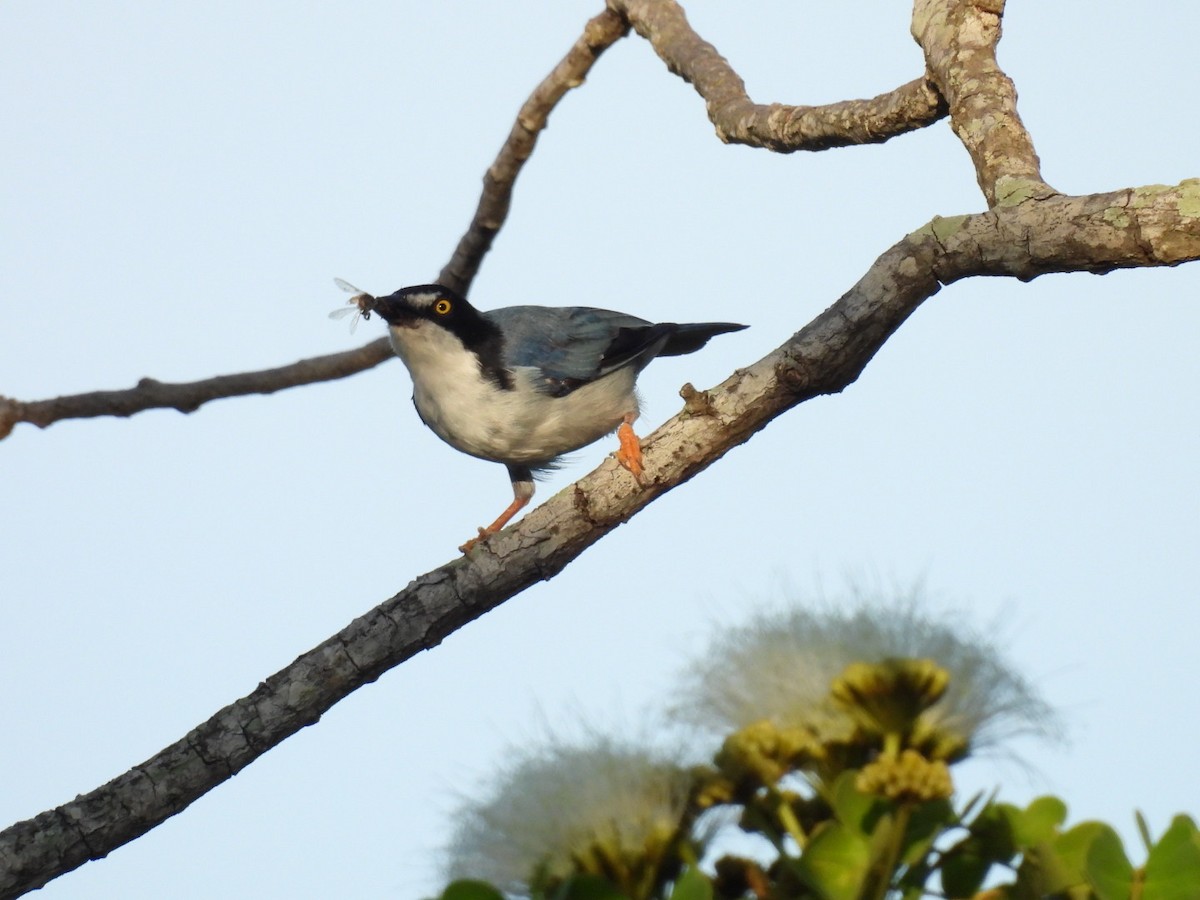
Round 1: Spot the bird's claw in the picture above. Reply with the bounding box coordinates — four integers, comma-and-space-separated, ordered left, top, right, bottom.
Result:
616, 421, 646, 487
459, 526, 491, 554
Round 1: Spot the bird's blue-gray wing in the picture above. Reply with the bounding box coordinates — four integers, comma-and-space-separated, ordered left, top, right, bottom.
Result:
486, 306, 657, 396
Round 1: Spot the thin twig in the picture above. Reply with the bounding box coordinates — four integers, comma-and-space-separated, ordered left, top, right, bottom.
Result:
439, 8, 628, 291
0, 9, 629, 443
609, 0, 947, 151
0, 340, 393, 439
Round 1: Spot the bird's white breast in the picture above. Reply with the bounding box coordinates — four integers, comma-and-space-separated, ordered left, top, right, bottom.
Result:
389, 322, 639, 465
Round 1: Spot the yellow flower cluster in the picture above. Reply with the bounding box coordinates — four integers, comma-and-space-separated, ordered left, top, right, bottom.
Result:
715, 719, 823, 786
855, 749, 953, 802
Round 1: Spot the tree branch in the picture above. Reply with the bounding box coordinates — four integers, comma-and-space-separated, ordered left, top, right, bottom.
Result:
912, 0, 1050, 205
4, 179, 1197, 899
439, 8, 628, 292
0, 9, 628, 443
608, 0, 947, 151
0, 340, 394, 440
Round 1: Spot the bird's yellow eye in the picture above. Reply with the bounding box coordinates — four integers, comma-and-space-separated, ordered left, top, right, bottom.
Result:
434, 298, 452, 315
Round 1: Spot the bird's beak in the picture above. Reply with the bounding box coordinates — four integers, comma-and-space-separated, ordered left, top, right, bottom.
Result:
370, 293, 417, 328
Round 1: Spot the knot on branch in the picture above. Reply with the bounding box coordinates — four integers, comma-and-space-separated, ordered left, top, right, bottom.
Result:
776, 352, 814, 396
680, 383, 716, 416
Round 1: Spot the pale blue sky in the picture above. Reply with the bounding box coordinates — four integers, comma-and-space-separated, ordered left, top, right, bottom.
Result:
2, 2, 1198, 897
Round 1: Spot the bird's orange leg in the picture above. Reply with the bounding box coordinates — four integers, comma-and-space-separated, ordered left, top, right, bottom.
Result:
616, 414, 645, 485
460, 480, 534, 553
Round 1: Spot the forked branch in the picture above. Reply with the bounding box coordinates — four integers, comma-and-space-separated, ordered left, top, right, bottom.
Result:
609, 0, 948, 151
912, 0, 1050, 204
0, 9, 629, 443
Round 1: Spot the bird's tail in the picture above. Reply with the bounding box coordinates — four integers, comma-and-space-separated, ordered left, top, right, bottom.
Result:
659, 321, 748, 357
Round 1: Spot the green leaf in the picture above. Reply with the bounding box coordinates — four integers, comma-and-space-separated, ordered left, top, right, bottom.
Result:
1143, 815, 1200, 900
668, 868, 714, 900
939, 846, 992, 897
993, 802, 1025, 834
1055, 821, 1110, 882
969, 803, 1018, 861
552, 875, 632, 900
937, 800, 1024, 897
828, 769, 877, 835
1136, 810, 1154, 853
901, 799, 955, 866
1014, 821, 1106, 897
957, 789, 986, 822
796, 822, 872, 900
1085, 824, 1134, 900
440, 880, 508, 900
1016, 796, 1068, 846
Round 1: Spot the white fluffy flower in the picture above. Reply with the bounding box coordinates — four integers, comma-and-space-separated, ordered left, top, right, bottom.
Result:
445, 738, 696, 897
672, 595, 1059, 754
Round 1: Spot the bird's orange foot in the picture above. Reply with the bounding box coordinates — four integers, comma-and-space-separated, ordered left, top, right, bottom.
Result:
458, 492, 532, 554
616, 421, 645, 486
459, 527, 492, 554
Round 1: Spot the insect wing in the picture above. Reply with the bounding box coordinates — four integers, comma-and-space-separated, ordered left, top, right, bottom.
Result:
328, 302, 364, 333
330, 277, 377, 332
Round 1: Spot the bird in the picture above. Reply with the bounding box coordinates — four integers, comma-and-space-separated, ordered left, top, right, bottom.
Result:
335, 281, 746, 552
